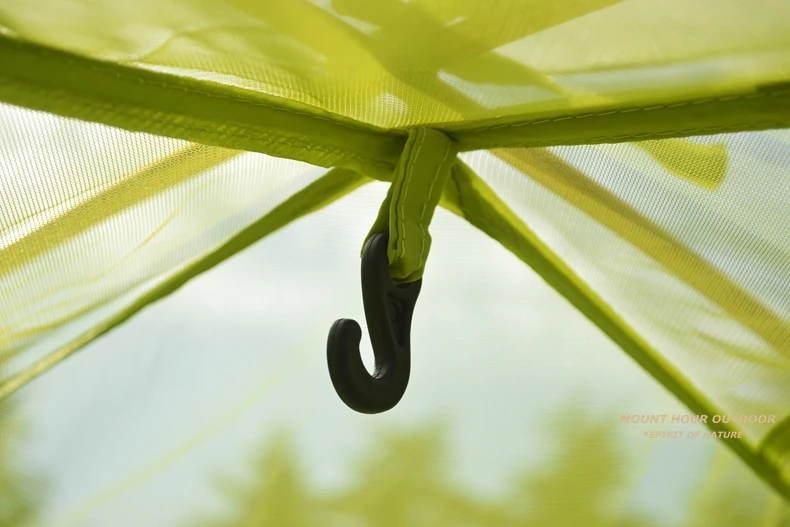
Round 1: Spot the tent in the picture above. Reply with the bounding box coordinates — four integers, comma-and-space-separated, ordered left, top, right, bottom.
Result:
1, 0, 789, 525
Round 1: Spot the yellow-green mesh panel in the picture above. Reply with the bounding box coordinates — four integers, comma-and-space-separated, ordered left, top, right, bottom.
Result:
0, 0, 788, 521
0, 101, 342, 387
2, 0, 790, 128
458, 129, 790, 483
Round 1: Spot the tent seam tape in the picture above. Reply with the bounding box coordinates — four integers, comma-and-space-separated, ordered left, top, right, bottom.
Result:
4, 35, 790, 158
396, 128, 427, 261
0, 35, 376, 134
0, 77, 395, 171
464, 89, 790, 133
461, 119, 790, 150
416, 137, 454, 271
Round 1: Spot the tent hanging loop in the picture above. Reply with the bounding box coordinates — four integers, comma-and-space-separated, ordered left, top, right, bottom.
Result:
326, 230, 421, 414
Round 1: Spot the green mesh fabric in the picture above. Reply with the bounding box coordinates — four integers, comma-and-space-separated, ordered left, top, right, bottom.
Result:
461, 132, 790, 485
0, 0, 789, 524
4, 0, 790, 128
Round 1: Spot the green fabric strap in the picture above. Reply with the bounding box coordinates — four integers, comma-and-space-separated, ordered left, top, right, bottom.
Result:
365, 128, 459, 283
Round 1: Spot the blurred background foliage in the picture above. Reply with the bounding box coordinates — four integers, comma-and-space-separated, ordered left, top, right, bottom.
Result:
1, 386, 788, 526
0, 365, 41, 526
182, 410, 789, 527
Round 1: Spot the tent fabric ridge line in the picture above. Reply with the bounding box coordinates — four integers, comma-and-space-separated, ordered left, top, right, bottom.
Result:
0, 77, 398, 171
0, 34, 406, 181
0, 34, 394, 135
3, 33, 790, 161
456, 119, 790, 150
450, 88, 790, 133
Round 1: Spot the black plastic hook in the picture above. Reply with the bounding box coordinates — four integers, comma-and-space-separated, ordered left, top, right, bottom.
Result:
327, 231, 422, 414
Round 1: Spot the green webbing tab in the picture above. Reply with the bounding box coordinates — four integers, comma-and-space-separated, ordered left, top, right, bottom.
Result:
365, 127, 458, 283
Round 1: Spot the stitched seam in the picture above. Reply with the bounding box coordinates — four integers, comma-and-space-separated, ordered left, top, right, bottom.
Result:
9, 36, 788, 154
0, 77, 395, 170
396, 128, 426, 262
7, 37, 789, 143
464, 120, 790, 150
451, 169, 467, 220
109, 114, 394, 169
0, 37, 380, 134
455, 89, 790, 134
415, 140, 453, 272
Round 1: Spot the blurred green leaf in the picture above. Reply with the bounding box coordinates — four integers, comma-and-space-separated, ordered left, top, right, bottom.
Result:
0, 365, 41, 527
